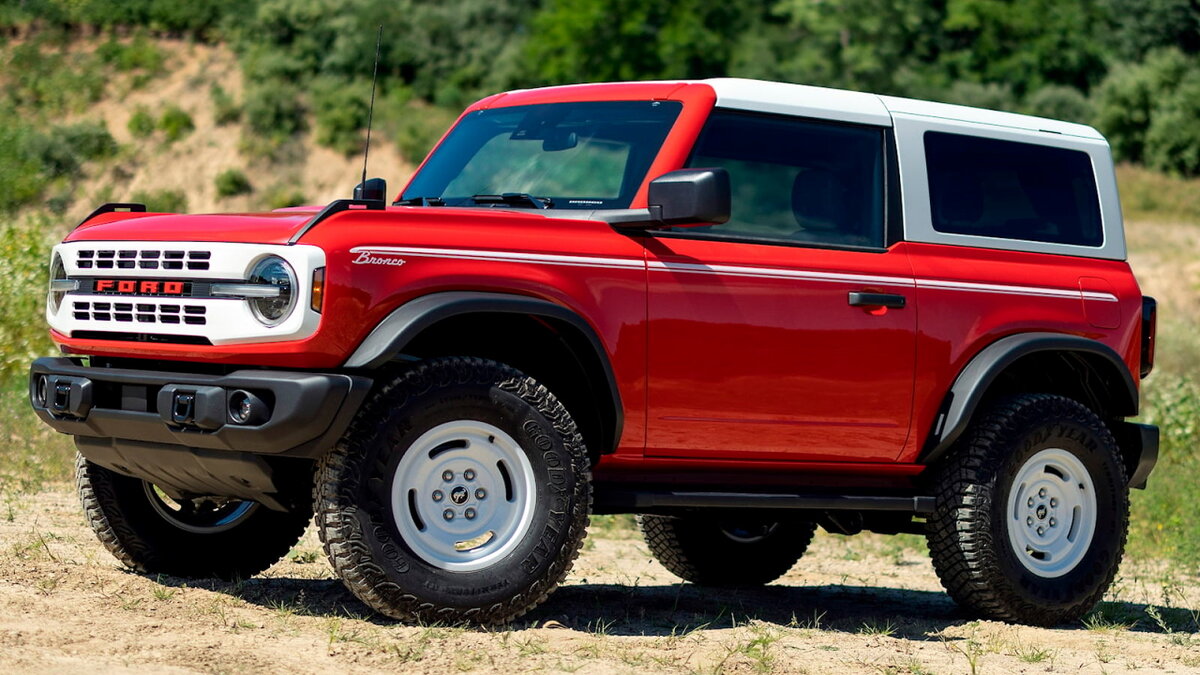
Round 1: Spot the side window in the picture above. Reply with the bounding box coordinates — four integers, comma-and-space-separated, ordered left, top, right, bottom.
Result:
924, 132, 1103, 247
683, 111, 885, 248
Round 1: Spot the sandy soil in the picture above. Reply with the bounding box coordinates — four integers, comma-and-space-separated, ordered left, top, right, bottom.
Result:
1, 488, 1197, 674
53, 39, 414, 223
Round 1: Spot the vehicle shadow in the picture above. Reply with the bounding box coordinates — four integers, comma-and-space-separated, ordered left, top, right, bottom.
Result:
159, 574, 1200, 639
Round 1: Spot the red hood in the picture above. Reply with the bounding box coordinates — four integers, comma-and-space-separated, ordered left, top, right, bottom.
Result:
64, 205, 594, 246
66, 209, 322, 245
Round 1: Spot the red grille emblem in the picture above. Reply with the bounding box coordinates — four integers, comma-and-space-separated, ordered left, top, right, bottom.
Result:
95, 280, 185, 295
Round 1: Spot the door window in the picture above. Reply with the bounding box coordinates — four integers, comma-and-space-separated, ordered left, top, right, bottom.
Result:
684, 110, 886, 248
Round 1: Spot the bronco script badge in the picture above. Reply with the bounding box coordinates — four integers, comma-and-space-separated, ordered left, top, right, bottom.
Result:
351, 248, 407, 266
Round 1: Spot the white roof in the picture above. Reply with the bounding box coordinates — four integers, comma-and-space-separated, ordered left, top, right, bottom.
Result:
703, 78, 1104, 140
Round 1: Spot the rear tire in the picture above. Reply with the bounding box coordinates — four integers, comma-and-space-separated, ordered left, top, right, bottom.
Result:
76, 453, 311, 580
639, 514, 816, 587
314, 357, 591, 624
925, 394, 1129, 626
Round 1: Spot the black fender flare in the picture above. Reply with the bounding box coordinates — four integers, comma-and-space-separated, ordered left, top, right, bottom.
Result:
344, 291, 623, 452
920, 332, 1139, 465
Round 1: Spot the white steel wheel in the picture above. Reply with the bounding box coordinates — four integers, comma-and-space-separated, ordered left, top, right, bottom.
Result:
390, 419, 537, 572
1005, 447, 1097, 578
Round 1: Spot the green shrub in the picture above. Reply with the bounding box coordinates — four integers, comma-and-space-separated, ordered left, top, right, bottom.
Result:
131, 188, 188, 213
243, 81, 306, 139
128, 106, 156, 138
1144, 71, 1200, 177
96, 35, 164, 73
1094, 49, 1193, 164
60, 121, 119, 161
158, 105, 195, 142
1023, 85, 1094, 125
266, 186, 309, 210
939, 81, 1020, 112
313, 79, 370, 156
210, 84, 241, 125
215, 168, 253, 198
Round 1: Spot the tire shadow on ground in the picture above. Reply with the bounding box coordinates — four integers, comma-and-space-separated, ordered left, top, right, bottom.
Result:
147, 574, 1200, 639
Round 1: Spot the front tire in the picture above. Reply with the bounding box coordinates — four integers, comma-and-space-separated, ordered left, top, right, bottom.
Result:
314, 357, 591, 624
76, 454, 311, 579
925, 394, 1129, 626
639, 514, 816, 587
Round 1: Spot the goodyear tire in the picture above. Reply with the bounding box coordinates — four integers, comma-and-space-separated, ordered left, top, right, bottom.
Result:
926, 394, 1129, 626
76, 453, 311, 580
639, 514, 816, 586
314, 357, 591, 624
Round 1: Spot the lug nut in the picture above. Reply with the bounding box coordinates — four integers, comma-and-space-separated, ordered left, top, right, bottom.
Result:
1027, 497, 1034, 507
1026, 517, 1034, 526
464, 469, 476, 481
1050, 498, 1058, 507
1038, 488, 1046, 498
442, 470, 454, 482
475, 488, 486, 500
465, 508, 476, 520
432, 490, 444, 502
1049, 518, 1057, 527
1037, 526, 1045, 536
443, 509, 455, 521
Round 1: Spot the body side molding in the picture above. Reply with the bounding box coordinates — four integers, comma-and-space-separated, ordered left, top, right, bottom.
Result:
921, 332, 1139, 465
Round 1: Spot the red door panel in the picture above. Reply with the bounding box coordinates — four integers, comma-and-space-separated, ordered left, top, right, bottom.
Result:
644, 236, 917, 462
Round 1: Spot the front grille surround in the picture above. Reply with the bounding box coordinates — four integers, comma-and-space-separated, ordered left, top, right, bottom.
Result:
48, 241, 326, 346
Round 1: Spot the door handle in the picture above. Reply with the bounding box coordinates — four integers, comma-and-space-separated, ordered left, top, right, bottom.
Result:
848, 291, 906, 309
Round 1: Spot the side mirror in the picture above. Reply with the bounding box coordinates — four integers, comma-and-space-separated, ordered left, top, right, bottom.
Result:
354, 177, 388, 202
647, 168, 730, 227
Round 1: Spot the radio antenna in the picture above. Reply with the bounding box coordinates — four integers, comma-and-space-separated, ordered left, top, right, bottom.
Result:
360, 24, 384, 194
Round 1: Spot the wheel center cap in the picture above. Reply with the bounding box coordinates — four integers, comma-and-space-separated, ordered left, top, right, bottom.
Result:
1036, 505, 1048, 519
450, 486, 469, 505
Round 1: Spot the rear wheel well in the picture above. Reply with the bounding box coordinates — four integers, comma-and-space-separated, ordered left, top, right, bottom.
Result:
981, 350, 1133, 421
399, 312, 617, 464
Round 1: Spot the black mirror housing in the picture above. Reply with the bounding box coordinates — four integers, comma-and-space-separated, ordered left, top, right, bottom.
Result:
647, 168, 730, 226
354, 177, 388, 202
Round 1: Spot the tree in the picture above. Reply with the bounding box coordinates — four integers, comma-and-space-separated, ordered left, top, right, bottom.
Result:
524, 0, 758, 84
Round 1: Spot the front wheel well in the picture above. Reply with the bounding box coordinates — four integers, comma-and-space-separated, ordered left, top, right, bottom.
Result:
398, 312, 618, 464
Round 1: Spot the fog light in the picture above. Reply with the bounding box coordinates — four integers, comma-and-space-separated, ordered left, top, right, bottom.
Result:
34, 375, 48, 407
228, 390, 269, 425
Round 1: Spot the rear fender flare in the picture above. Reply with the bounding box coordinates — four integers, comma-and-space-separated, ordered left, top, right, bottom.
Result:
921, 332, 1138, 465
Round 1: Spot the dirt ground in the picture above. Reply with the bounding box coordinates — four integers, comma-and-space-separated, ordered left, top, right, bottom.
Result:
1, 488, 1197, 674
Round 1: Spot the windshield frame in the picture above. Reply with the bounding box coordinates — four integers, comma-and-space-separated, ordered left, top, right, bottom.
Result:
400, 100, 686, 210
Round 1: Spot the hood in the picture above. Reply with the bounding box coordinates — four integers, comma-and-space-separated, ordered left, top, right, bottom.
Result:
64, 205, 599, 246
66, 209, 323, 245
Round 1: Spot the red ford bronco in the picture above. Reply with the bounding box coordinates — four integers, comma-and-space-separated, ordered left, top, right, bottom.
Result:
31, 79, 1158, 626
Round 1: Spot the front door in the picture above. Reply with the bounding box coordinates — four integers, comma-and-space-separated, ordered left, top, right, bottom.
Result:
644, 110, 916, 462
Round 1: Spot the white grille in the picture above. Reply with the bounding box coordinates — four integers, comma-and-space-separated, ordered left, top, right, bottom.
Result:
71, 300, 208, 326
75, 247, 212, 271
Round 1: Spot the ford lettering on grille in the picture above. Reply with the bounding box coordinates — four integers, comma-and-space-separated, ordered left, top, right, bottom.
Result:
94, 279, 187, 295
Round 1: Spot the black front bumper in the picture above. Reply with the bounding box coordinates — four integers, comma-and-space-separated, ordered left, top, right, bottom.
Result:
30, 357, 372, 508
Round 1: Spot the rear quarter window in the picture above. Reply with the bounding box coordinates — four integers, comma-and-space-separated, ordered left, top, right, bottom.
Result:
924, 132, 1103, 248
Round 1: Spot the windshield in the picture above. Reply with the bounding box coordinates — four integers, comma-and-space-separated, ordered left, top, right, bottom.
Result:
402, 100, 683, 209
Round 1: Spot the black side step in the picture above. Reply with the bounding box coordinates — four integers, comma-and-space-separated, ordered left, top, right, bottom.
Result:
597, 490, 935, 515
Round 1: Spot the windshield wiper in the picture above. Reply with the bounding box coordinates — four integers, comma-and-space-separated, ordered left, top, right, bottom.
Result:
394, 196, 445, 206
470, 193, 553, 209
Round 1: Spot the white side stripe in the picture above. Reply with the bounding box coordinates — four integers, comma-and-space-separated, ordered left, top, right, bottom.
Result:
649, 260, 914, 287
350, 245, 1120, 302
349, 246, 644, 270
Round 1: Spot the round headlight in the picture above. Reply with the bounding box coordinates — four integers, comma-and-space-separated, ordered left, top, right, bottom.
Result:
48, 254, 67, 313
247, 256, 296, 326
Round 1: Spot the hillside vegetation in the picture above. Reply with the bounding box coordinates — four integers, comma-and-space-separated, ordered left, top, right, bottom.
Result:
0, 1, 1199, 578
